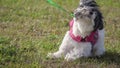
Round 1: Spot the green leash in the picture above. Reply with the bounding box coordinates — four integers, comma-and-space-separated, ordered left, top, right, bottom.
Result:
47, 0, 74, 17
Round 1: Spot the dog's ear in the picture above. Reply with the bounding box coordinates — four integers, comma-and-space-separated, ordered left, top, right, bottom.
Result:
94, 10, 104, 31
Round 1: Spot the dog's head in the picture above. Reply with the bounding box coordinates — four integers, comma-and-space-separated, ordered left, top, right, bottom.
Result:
74, 0, 104, 31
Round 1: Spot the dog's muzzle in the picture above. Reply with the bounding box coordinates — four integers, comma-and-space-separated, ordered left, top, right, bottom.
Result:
74, 10, 93, 19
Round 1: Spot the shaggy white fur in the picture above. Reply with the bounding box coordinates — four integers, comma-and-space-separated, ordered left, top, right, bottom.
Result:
47, 0, 105, 61
47, 19, 105, 61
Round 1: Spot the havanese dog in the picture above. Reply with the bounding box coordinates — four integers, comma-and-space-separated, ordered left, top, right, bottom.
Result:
47, 0, 105, 61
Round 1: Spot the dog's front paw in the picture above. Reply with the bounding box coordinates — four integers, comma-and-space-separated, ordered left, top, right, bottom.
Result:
47, 53, 56, 59
65, 53, 75, 61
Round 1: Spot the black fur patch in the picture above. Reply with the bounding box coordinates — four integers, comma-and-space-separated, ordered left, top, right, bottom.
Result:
84, 1, 98, 7
93, 9, 104, 31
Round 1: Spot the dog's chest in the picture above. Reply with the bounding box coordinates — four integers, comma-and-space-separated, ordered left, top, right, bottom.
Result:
69, 19, 98, 45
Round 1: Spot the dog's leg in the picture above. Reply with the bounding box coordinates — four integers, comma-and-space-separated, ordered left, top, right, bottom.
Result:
94, 30, 105, 56
47, 31, 73, 58
65, 43, 92, 61
65, 48, 81, 61
47, 50, 65, 58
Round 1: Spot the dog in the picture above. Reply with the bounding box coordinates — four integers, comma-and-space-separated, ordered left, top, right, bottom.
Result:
47, 0, 105, 61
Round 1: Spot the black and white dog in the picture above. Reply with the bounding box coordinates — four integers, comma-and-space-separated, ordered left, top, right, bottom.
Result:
48, 0, 105, 61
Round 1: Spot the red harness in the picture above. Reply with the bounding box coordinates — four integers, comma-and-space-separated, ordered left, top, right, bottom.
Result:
69, 19, 98, 45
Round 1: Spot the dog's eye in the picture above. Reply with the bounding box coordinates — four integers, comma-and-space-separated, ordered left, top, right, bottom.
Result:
79, 5, 84, 7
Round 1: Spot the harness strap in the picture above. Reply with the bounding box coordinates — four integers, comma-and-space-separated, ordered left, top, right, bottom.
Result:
69, 19, 98, 46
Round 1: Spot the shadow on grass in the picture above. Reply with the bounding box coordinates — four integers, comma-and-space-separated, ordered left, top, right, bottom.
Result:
43, 51, 120, 68
92, 51, 120, 65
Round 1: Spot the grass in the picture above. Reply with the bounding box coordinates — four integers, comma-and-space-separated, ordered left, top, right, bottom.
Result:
0, 0, 120, 68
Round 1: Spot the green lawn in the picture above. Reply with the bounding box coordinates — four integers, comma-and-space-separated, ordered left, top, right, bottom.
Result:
0, 0, 120, 68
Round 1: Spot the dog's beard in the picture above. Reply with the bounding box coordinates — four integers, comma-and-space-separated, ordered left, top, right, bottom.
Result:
74, 16, 94, 38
